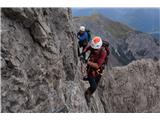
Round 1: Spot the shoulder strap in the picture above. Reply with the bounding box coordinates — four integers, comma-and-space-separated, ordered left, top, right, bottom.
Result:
99, 47, 108, 65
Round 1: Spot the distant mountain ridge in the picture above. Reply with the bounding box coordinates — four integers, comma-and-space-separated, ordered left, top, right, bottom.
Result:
73, 14, 160, 66
72, 8, 160, 38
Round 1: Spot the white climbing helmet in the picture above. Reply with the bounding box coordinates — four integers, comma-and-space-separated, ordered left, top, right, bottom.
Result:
79, 26, 85, 32
91, 36, 102, 49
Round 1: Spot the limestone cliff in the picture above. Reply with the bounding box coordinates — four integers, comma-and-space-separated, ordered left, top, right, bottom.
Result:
1, 8, 160, 113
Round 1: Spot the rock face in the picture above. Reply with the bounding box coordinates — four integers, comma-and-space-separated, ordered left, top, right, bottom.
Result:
1, 8, 160, 113
1, 8, 89, 112
99, 59, 160, 112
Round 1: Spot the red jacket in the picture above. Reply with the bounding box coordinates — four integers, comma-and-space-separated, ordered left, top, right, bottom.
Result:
83, 46, 109, 77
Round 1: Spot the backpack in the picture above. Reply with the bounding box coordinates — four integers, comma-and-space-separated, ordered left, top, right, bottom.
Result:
85, 29, 92, 42
100, 39, 110, 66
102, 39, 109, 49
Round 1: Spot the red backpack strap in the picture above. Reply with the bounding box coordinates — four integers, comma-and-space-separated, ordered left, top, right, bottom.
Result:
99, 46, 109, 65
106, 47, 110, 56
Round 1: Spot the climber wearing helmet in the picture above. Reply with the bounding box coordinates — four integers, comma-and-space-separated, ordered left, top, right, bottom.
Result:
81, 36, 110, 103
77, 26, 89, 59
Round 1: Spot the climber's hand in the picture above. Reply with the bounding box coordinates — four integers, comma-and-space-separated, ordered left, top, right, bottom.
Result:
79, 52, 85, 57
83, 59, 87, 64
79, 52, 88, 64
79, 55, 84, 60
80, 55, 87, 64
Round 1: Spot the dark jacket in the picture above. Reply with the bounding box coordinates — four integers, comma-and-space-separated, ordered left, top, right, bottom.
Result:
77, 31, 89, 42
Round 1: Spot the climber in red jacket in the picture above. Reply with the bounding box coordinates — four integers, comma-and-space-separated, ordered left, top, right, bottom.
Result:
80, 36, 110, 103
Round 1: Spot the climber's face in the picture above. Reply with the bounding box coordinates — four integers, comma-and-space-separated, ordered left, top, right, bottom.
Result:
79, 30, 84, 34
91, 48, 100, 54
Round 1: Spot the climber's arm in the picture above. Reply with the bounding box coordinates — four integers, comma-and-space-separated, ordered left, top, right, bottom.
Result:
87, 50, 107, 69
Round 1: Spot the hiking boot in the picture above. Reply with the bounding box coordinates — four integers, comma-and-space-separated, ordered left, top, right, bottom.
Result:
85, 92, 91, 103
84, 89, 92, 103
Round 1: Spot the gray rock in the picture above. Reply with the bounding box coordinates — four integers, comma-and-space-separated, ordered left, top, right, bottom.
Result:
1, 8, 160, 113
1, 8, 87, 113
100, 59, 160, 112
